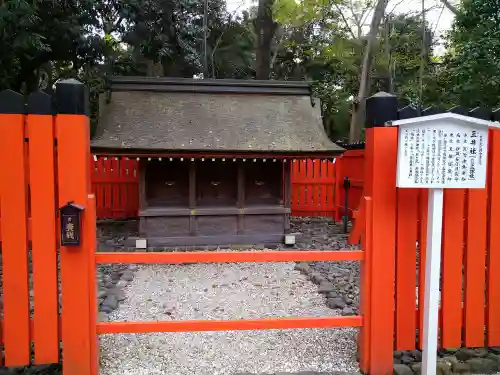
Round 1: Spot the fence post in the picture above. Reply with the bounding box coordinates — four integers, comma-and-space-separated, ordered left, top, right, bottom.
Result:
55, 79, 93, 375
0, 90, 31, 366
365, 92, 398, 375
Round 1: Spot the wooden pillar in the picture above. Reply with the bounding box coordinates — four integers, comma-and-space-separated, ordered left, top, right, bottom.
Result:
237, 161, 245, 234
138, 160, 147, 237
189, 161, 197, 236
55, 79, 93, 375
283, 160, 291, 232
0, 89, 30, 366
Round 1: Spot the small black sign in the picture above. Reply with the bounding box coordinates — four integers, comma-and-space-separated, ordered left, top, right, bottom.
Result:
59, 202, 84, 246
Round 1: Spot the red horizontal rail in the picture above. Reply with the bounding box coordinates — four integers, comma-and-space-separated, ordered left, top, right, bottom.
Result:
95, 250, 364, 264
96, 316, 363, 334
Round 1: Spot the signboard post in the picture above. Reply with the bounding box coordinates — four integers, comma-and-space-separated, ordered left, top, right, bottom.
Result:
392, 113, 499, 375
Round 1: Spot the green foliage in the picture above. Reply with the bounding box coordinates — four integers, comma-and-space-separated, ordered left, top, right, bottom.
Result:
438, 0, 500, 108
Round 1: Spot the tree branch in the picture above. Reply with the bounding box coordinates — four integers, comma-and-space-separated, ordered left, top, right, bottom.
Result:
334, 3, 357, 40
439, 0, 459, 16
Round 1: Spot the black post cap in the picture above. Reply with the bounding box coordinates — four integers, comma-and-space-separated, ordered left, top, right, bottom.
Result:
448, 105, 469, 116
493, 108, 500, 122
398, 105, 419, 120
27, 91, 53, 115
422, 106, 443, 116
469, 107, 492, 120
56, 79, 89, 115
365, 92, 398, 128
0, 89, 25, 114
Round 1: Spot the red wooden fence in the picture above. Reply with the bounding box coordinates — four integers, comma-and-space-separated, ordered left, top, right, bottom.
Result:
90, 152, 366, 220
91, 157, 139, 219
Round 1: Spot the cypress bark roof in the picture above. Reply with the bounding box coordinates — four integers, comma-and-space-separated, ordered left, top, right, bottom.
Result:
91, 77, 343, 154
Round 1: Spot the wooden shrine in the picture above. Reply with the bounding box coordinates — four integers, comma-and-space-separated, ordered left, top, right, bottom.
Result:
91, 76, 344, 247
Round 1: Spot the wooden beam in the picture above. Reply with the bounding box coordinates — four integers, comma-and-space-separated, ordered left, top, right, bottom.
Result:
95, 250, 364, 264
96, 316, 363, 334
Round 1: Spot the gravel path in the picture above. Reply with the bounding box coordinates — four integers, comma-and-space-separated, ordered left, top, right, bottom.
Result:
99, 262, 360, 375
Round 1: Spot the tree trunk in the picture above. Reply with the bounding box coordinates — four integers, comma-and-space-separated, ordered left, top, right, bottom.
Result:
255, 0, 277, 80
349, 0, 389, 142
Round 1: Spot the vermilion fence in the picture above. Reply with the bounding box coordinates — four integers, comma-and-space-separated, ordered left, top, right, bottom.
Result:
2, 83, 500, 375
91, 157, 139, 219
90, 152, 366, 220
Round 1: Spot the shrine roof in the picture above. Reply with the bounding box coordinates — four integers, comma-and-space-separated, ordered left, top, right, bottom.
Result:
91, 76, 343, 155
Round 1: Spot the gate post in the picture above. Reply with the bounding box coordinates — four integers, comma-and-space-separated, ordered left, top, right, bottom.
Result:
55, 79, 93, 375
360, 92, 398, 375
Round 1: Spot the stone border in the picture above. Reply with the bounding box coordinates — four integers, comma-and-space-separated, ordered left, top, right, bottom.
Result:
393, 347, 500, 375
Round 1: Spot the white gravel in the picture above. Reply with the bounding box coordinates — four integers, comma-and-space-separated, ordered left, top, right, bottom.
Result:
99, 262, 360, 375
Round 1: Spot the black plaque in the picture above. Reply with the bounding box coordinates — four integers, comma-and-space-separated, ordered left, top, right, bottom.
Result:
59, 202, 84, 246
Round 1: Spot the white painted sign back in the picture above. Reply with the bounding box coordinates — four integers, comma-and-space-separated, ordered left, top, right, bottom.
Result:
396, 122, 488, 189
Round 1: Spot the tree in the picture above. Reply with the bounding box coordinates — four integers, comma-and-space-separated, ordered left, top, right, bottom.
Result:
0, 0, 101, 92
349, 0, 389, 141
255, 0, 277, 79
438, 0, 500, 108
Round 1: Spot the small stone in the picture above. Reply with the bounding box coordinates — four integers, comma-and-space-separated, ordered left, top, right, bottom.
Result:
436, 359, 452, 375
393, 364, 413, 375
98, 312, 109, 322
410, 349, 422, 361
344, 297, 353, 305
111, 271, 121, 281
327, 292, 338, 299
102, 294, 119, 310
121, 270, 134, 281
490, 346, 500, 354
400, 354, 413, 365
98, 290, 107, 299
394, 351, 404, 359
341, 306, 355, 316
394, 358, 402, 364
100, 305, 114, 313
317, 282, 335, 294
310, 272, 326, 285
451, 362, 471, 374
326, 297, 346, 309
410, 362, 422, 375
474, 347, 489, 357
115, 280, 128, 289
456, 348, 477, 362
440, 356, 458, 365
466, 357, 497, 373
445, 348, 459, 354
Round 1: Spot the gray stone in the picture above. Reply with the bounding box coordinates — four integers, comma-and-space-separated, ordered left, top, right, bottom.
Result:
326, 297, 346, 309
116, 280, 128, 289
310, 272, 326, 285
474, 348, 489, 357
327, 292, 338, 299
121, 270, 134, 281
451, 362, 471, 374
294, 263, 311, 274
393, 364, 413, 375
394, 350, 404, 359
344, 297, 353, 305
410, 350, 422, 362
466, 357, 497, 373
440, 356, 458, 365
98, 290, 108, 299
317, 282, 335, 294
400, 354, 413, 366
456, 348, 477, 362
341, 306, 355, 316
410, 362, 422, 375
100, 305, 114, 313
102, 294, 119, 310
436, 359, 452, 375
490, 346, 500, 354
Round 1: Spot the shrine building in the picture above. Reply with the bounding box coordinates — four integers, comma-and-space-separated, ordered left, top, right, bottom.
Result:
91, 76, 344, 248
